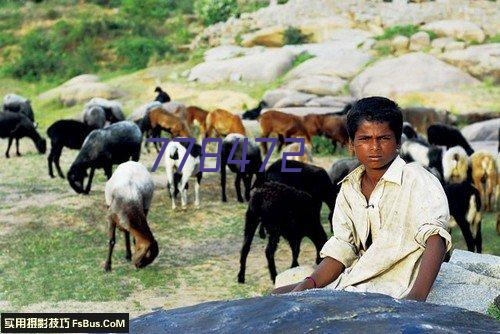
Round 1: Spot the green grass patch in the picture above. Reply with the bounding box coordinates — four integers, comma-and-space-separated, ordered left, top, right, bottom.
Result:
487, 303, 500, 320
292, 52, 315, 67
450, 212, 499, 256
485, 34, 500, 43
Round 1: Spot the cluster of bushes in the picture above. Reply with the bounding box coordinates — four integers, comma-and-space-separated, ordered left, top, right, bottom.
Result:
0, 0, 288, 82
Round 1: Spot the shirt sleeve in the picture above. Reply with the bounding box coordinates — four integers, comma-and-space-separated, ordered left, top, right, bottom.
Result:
320, 186, 359, 268
412, 169, 453, 252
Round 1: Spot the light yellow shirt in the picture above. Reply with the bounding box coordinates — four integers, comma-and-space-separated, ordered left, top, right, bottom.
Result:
321, 155, 452, 298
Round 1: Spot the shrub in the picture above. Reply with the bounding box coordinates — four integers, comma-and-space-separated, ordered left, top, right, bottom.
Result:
0, 32, 16, 48
115, 36, 173, 69
292, 51, 314, 67
375, 25, 420, 40
312, 136, 336, 156
194, 0, 239, 26
121, 0, 170, 22
283, 26, 310, 45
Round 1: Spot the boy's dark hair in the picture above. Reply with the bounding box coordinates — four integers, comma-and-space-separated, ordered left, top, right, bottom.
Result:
346, 96, 403, 144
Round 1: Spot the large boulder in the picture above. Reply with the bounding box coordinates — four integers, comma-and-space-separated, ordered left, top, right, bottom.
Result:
349, 52, 480, 98
421, 20, 486, 43
298, 17, 353, 43
283, 41, 362, 58
305, 95, 354, 108
188, 90, 256, 113
461, 118, 500, 142
285, 75, 346, 96
274, 92, 317, 108
327, 28, 373, 47
427, 250, 500, 314
187, 49, 295, 83
262, 107, 340, 117
262, 88, 301, 108
38, 75, 125, 107
204, 45, 266, 61
241, 26, 286, 47
439, 44, 500, 82
285, 50, 372, 80
131, 290, 500, 333
275, 250, 500, 315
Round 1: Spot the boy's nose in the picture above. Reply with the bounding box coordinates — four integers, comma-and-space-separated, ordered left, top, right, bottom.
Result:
370, 139, 381, 150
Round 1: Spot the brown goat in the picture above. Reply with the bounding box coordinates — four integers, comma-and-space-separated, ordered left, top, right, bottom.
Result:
186, 106, 208, 139
205, 108, 246, 138
470, 151, 498, 211
303, 114, 348, 152
148, 107, 191, 138
258, 110, 311, 154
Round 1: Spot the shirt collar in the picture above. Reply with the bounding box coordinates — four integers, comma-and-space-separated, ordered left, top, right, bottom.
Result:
338, 155, 405, 186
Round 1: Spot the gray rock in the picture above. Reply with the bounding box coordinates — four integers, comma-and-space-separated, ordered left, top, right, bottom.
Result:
262, 107, 342, 117
274, 92, 317, 108
286, 50, 372, 80
328, 29, 374, 47
422, 19, 485, 43
131, 290, 500, 333
444, 41, 466, 51
409, 31, 431, 51
461, 118, 500, 142
470, 141, 499, 156
204, 45, 265, 61
450, 249, 500, 279
283, 42, 359, 58
285, 75, 346, 96
391, 35, 409, 53
188, 49, 295, 83
349, 52, 480, 98
305, 96, 354, 108
431, 37, 455, 52
439, 44, 500, 81
262, 88, 299, 108
61, 74, 100, 87
428, 262, 500, 314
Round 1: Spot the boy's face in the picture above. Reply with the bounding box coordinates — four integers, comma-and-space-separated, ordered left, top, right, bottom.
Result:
351, 121, 399, 171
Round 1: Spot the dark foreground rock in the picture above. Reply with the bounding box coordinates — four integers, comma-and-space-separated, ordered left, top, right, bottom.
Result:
131, 290, 499, 333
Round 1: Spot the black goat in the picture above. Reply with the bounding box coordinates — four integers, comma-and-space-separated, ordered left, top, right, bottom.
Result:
238, 181, 328, 284
242, 101, 267, 120
46, 120, 94, 178
254, 159, 337, 232
443, 182, 482, 253
400, 139, 444, 182
0, 112, 46, 158
221, 134, 263, 202
154, 86, 171, 103
427, 123, 474, 156
67, 121, 142, 194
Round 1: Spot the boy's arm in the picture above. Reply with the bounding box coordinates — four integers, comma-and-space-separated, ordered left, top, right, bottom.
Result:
405, 234, 446, 301
272, 257, 345, 295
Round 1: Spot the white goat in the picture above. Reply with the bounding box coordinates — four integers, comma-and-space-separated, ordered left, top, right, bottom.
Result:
442, 146, 469, 184
104, 161, 158, 271
165, 141, 202, 209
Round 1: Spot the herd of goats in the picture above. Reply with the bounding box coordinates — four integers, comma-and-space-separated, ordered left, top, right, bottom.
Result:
0, 88, 498, 284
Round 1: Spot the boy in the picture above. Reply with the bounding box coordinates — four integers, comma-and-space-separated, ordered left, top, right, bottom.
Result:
274, 96, 452, 301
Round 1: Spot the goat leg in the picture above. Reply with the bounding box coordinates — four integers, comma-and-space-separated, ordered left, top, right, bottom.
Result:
290, 237, 301, 268
238, 208, 260, 283
124, 231, 132, 261
52, 145, 65, 178
265, 234, 280, 284
220, 162, 228, 202
48, 152, 55, 178
15, 138, 20, 156
243, 174, 252, 201
456, 216, 476, 252
104, 214, 117, 272
84, 168, 95, 194
235, 173, 244, 203
5, 137, 13, 158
